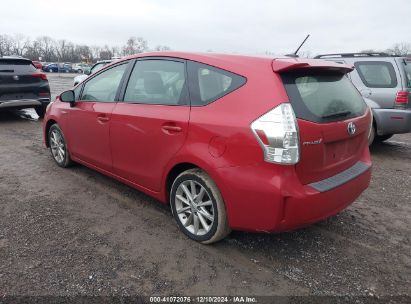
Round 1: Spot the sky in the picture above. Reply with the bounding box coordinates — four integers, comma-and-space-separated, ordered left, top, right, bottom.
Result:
1, 0, 410, 56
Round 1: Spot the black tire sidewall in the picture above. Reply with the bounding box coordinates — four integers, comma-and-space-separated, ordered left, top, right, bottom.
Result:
48, 124, 70, 167
170, 173, 219, 242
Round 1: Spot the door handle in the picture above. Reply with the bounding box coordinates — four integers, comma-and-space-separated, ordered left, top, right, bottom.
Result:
97, 115, 110, 123
162, 125, 182, 133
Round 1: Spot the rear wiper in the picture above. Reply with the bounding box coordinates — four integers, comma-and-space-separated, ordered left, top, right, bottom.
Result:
322, 111, 351, 119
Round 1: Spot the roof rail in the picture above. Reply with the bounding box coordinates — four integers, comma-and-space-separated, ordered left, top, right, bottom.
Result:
314, 53, 394, 59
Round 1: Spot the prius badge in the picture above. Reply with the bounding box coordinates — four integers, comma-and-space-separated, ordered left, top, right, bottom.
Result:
347, 122, 356, 136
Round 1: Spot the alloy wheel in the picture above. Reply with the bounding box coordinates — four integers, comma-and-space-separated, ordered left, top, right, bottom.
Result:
174, 180, 215, 236
50, 129, 66, 164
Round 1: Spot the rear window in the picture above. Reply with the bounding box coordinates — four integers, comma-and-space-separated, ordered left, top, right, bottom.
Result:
402, 60, 411, 88
354, 61, 397, 88
281, 70, 367, 123
0, 59, 36, 73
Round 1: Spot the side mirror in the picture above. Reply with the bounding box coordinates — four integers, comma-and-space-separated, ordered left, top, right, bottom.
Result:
60, 90, 75, 107
84, 68, 91, 75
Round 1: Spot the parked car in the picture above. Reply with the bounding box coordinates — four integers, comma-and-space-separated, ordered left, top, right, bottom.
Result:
32, 61, 43, 70
43, 52, 372, 243
0, 57, 50, 117
42, 63, 71, 73
73, 60, 113, 86
72, 63, 90, 74
315, 53, 411, 144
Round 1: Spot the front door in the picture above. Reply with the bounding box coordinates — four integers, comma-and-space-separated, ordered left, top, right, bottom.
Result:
66, 62, 129, 171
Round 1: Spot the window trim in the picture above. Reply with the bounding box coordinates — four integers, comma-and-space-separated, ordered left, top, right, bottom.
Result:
354, 61, 398, 88
187, 60, 247, 107
78, 60, 131, 103
118, 57, 190, 107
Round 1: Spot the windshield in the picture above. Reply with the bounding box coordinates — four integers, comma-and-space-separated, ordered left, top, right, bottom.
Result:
403, 60, 411, 88
281, 70, 367, 123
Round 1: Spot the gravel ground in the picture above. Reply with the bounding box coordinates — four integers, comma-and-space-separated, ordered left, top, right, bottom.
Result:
0, 74, 410, 300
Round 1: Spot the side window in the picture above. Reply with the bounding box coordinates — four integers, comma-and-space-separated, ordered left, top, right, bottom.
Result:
354, 61, 397, 88
80, 63, 127, 102
187, 61, 246, 106
124, 59, 187, 105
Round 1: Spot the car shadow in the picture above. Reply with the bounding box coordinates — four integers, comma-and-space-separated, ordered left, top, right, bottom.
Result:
0, 108, 39, 122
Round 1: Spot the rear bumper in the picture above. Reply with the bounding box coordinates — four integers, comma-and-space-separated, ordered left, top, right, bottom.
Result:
215, 152, 371, 232
0, 98, 50, 109
373, 108, 411, 135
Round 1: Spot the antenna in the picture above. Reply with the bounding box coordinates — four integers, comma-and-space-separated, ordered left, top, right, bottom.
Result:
286, 34, 310, 58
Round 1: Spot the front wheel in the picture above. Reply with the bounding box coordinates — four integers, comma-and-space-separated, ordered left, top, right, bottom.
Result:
170, 169, 231, 244
48, 124, 72, 168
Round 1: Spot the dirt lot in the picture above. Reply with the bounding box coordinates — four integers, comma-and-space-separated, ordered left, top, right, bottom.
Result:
0, 74, 410, 300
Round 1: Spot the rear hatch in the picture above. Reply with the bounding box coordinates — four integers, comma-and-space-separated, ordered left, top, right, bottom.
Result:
0, 58, 50, 101
278, 63, 370, 184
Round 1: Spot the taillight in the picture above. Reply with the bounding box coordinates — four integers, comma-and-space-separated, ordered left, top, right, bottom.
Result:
32, 73, 48, 81
251, 103, 300, 164
395, 91, 409, 108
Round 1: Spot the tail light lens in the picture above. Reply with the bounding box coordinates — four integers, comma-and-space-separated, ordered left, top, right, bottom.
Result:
395, 91, 409, 108
251, 103, 300, 164
32, 73, 48, 81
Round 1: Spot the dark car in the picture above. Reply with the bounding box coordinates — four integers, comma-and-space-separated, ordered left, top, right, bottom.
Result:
0, 57, 51, 117
42, 63, 71, 73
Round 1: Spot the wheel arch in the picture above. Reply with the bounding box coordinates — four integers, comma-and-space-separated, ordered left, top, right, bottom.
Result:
165, 162, 200, 204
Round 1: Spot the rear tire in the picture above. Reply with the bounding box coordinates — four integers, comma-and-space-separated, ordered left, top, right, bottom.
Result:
35, 106, 46, 118
376, 134, 393, 142
170, 168, 231, 244
48, 124, 72, 168
368, 125, 376, 146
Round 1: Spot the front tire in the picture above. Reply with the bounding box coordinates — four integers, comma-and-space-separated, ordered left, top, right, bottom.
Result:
170, 169, 231, 244
48, 124, 72, 168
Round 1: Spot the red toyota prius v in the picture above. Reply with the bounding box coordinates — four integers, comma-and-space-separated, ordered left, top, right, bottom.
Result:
43, 52, 372, 243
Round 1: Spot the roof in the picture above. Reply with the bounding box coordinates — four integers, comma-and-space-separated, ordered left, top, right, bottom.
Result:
118, 51, 353, 75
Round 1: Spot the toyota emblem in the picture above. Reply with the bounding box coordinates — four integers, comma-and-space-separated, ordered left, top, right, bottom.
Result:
347, 122, 356, 136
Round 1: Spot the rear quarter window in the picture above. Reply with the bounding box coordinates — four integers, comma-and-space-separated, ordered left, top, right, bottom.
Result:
281, 70, 367, 123
354, 61, 397, 88
187, 61, 246, 106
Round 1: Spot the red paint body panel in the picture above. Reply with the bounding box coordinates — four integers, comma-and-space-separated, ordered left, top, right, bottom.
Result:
43, 52, 372, 233
110, 103, 190, 191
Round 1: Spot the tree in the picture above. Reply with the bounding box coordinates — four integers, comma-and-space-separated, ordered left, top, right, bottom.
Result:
386, 43, 411, 56
122, 36, 148, 56
154, 45, 171, 52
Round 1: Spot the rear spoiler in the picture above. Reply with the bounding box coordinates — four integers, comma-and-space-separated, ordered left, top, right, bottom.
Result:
272, 58, 354, 73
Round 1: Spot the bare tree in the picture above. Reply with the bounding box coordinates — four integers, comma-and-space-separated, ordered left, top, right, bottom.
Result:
11, 34, 30, 56
154, 45, 171, 52
386, 43, 411, 56
122, 36, 148, 56
0, 34, 14, 57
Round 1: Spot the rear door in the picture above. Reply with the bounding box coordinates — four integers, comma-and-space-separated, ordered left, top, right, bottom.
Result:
110, 58, 190, 191
281, 69, 371, 184
66, 62, 129, 171
0, 59, 49, 101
